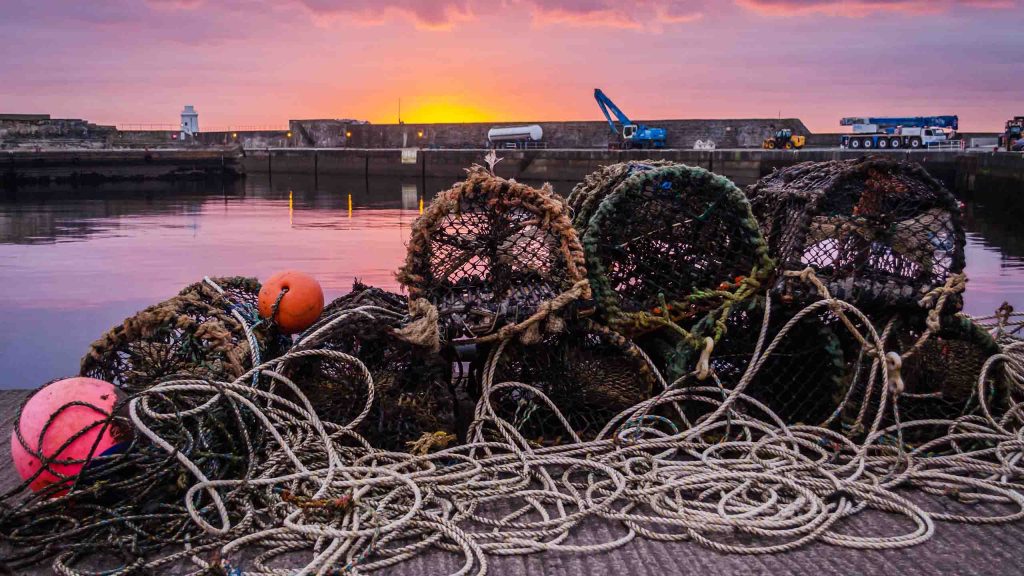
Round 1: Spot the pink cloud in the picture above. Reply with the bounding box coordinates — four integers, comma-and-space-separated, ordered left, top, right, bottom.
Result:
287, 0, 706, 30
524, 1, 705, 28
125, 0, 1014, 29
737, 0, 1017, 17
145, 0, 204, 8
294, 0, 475, 30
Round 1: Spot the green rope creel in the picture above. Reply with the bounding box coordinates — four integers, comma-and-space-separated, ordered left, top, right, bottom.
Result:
569, 161, 774, 352
638, 298, 849, 426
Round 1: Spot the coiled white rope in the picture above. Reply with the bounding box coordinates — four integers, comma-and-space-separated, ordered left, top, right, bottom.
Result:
109, 290, 1024, 576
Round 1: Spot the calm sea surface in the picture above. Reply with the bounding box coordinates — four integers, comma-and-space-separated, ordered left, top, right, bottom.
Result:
1, 174, 1021, 388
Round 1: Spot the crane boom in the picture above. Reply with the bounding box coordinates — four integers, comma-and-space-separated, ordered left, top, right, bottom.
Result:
594, 89, 633, 134
592, 88, 666, 149
840, 116, 958, 130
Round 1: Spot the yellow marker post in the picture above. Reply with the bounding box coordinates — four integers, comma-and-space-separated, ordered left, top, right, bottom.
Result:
347, 193, 353, 218
288, 191, 293, 225
419, 197, 424, 214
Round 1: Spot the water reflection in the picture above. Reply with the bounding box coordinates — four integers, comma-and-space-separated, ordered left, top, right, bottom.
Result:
962, 200, 1024, 316
1, 175, 1023, 389
0, 175, 452, 387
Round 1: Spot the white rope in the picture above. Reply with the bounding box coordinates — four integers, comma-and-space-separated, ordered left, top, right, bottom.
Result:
40, 289, 1024, 575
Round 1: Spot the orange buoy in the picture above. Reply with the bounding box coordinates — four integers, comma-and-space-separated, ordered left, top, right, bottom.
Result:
11, 377, 124, 494
258, 270, 324, 334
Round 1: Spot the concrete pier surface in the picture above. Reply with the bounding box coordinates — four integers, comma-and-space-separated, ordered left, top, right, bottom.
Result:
0, 388, 1023, 575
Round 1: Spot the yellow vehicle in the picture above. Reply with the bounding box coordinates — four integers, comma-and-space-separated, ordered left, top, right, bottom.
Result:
763, 128, 806, 150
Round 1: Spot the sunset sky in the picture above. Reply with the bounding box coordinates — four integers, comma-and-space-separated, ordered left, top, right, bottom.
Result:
1, 0, 1021, 132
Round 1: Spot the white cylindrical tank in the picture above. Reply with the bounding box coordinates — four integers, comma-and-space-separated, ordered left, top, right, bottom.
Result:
487, 125, 543, 143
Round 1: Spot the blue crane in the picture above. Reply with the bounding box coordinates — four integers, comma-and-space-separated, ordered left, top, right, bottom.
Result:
594, 89, 666, 149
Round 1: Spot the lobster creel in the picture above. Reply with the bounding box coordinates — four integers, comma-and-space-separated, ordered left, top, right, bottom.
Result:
469, 320, 658, 444
80, 276, 284, 394
398, 167, 590, 345
568, 161, 773, 342
747, 156, 966, 312
280, 284, 457, 452
839, 312, 1006, 438
637, 297, 848, 426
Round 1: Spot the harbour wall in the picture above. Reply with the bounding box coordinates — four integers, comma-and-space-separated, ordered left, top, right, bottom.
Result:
2, 149, 243, 188
240, 147, 1024, 192
339, 118, 810, 149
5, 115, 1004, 151
5, 147, 1021, 212
3, 116, 809, 150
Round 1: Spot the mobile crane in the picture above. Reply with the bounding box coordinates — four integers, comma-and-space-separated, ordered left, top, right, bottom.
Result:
840, 116, 959, 150
594, 89, 666, 149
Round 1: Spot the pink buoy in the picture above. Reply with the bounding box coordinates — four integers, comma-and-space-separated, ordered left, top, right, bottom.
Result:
11, 377, 123, 494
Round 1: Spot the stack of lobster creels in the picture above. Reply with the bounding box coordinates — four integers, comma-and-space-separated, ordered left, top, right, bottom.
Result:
80, 156, 1003, 450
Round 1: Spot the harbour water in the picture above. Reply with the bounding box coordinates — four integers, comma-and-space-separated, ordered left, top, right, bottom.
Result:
1, 174, 1022, 388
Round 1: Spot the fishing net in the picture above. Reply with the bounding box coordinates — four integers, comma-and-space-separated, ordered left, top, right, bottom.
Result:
468, 320, 658, 444
1, 368, 270, 572
839, 312, 1007, 438
637, 297, 849, 426
747, 156, 966, 312
397, 166, 591, 345
80, 276, 285, 394
568, 162, 773, 343
279, 283, 456, 452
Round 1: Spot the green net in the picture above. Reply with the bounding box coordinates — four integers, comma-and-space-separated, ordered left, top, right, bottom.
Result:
568, 162, 773, 340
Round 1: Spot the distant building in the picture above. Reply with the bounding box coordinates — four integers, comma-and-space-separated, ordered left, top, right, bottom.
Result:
180, 105, 198, 140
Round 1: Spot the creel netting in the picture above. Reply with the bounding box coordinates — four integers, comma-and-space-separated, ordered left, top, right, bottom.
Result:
746, 156, 966, 312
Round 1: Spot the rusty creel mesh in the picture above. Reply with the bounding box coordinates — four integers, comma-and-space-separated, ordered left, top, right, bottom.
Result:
281, 284, 457, 451
397, 167, 589, 344
471, 320, 658, 443
568, 162, 774, 339
746, 156, 966, 311
80, 276, 286, 394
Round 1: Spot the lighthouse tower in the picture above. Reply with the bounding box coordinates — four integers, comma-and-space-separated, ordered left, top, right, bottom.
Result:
180, 105, 199, 140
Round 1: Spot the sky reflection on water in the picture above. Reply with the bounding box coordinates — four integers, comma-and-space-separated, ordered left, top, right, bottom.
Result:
0, 175, 1021, 388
